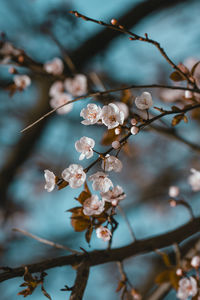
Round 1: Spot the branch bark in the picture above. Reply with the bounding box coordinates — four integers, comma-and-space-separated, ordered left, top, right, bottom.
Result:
0, 217, 199, 283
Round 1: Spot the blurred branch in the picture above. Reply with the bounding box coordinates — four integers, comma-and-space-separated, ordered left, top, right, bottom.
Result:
13, 228, 81, 255
69, 262, 90, 300
0, 216, 199, 282
70, 0, 192, 69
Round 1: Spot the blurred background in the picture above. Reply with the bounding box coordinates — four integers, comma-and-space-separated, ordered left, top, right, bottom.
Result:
0, 0, 200, 299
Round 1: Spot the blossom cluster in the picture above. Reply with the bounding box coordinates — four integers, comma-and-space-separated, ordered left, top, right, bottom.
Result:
43, 57, 87, 115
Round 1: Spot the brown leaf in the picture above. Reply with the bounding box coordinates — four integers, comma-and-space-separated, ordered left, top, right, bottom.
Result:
183, 115, 188, 123
41, 285, 52, 300
116, 280, 126, 293
77, 191, 91, 204
70, 208, 90, 232
169, 270, 179, 290
177, 63, 189, 74
171, 106, 181, 112
171, 114, 184, 126
85, 226, 93, 244
154, 106, 166, 113
57, 180, 69, 190
101, 129, 118, 146
155, 270, 171, 284
67, 206, 82, 213
121, 89, 132, 104
170, 71, 185, 82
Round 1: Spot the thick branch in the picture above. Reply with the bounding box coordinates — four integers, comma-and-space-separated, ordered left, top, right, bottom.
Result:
69, 262, 90, 300
0, 217, 199, 283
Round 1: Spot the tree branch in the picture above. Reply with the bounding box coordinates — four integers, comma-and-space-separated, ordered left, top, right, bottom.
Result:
0, 217, 199, 283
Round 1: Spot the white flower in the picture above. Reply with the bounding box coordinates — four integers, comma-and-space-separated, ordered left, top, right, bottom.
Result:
114, 102, 129, 119
185, 90, 193, 99
96, 226, 111, 242
135, 92, 153, 110
177, 277, 197, 300
64, 74, 87, 96
44, 170, 56, 192
75, 136, 95, 160
44, 57, 64, 75
188, 168, 200, 191
49, 81, 64, 97
14, 75, 31, 89
102, 154, 122, 172
83, 195, 104, 216
89, 172, 113, 193
62, 164, 86, 188
101, 103, 124, 129
50, 93, 73, 114
168, 186, 180, 198
101, 185, 126, 206
80, 103, 102, 125
191, 256, 200, 268
131, 126, 139, 135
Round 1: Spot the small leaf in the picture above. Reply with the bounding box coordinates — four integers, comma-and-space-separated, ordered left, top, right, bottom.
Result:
77, 191, 91, 204
57, 180, 69, 190
183, 115, 188, 123
41, 285, 52, 300
169, 270, 179, 290
171, 106, 181, 112
155, 270, 171, 284
101, 129, 118, 146
154, 106, 166, 113
116, 280, 126, 293
85, 226, 93, 244
170, 71, 185, 82
70, 208, 90, 232
171, 114, 184, 126
121, 89, 132, 104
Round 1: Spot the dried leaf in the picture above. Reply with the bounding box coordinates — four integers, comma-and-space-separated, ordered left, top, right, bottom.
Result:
70, 208, 90, 232
155, 270, 171, 284
85, 226, 93, 244
170, 71, 185, 82
101, 129, 117, 146
41, 285, 52, 300
177, 63, 189, 74
154, 106, 166, 113
183, 115, 188, 123
116, 280, 126, 293
121, 89, 132, 104
171, 106, 181, 112
169, 270, 179, 290
77, 191, 91, 204
171, 114, 184, 126
57, 180, 69, 190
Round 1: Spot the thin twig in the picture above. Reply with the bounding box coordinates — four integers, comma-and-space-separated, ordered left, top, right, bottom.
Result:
13, 228, 81, 255
70, 11, 195, 87
21, 84, 200, 133
117, 205, 136, 241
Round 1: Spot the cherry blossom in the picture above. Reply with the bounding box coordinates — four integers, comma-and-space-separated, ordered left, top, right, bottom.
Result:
102, 154, 122, 172
131, 126, 139, 135
177, 277, 197, 300
188, 168, 200, 191
96, 226, 112, 241
168, 186, 180, 198
80, 103, 102, 125
114, 102, 129, 119
14, 75, 31, 89
101, 103, 124, 129
112, 141, 121, 149
50, 93, 73, 114
64, 74, 87, 96
101, 185, 126, 206
44, 57, 64, 75
83, 195, 104, 216
49, 81, 64, 97
191, 256, 200, 268
62, 164, 86, 188
75, 136, 95, 160
44, 170, 56, 192
89, 172, 113, 193
135, 92, 153, 110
